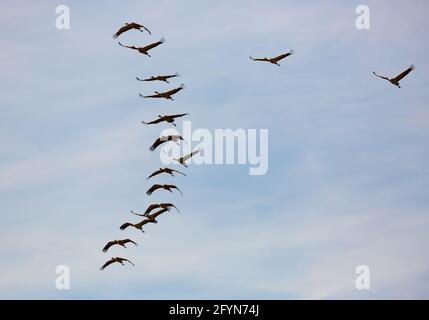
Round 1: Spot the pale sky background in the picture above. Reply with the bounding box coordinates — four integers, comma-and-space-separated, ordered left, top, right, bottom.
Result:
0, 0, 428, 299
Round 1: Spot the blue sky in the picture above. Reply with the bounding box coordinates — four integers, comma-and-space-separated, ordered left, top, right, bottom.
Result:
0, 0, 428, 299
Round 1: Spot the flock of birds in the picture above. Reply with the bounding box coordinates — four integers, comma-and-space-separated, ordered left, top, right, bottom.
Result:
100, 22, 201, 271
100, 21, 416, 271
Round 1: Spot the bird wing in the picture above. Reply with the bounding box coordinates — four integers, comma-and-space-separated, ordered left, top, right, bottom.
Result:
148, 208, 169, 220
102, 241, 115, 252
271, 50, 294, 62
163, 84, 185, 96
145, 204, 160, 215
141, 38, 164, 52
142, 118, 164, 125
122, 258, 135, 266
391, 65, 415, 83
149, 138, 163, 151
113, 24, 133, 38
120, 222, 133, 230
372, 71, 390, 81
183, 150, 200, 162
146, 168, 163, 179
172, 113, 189, 119
167, 185, 183, 195
136, 76, 147, 82
123, 239, 138, 247
147, 184, 162, 195
100, 258, 116, 270
164, 203, 180, 212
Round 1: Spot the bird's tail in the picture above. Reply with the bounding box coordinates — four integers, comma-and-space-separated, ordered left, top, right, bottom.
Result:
410, 64, 416, 70
138, 93, 146, 98
249, 56, 256, 61
136, 77, 145, 81
159, 37, 165, 43
288, 49, 295, 55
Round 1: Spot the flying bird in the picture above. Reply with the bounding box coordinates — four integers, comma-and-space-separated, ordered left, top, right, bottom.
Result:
249, 49, 294, 66
131, 203, 180, 217
113, 22, 151, 38
100, 257, 135, 270
142, 113, 189, 127
136, 73, 179, 83
146, 184, 183, 196
146, 167, 186, 179
174, 149, 201, 167
118, 38, 164, 57
120, 218, 156, 232
131, 208, 170, 222
149, 135, 184, 151
373, 65, 415, 88
102, 239, 137, 253
139, 83, 185, 100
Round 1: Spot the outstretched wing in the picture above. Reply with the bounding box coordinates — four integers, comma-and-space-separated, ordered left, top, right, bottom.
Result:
146, 168, 163, 179
183, 150, 200, 162
149, 138, 163, 151
122, 258, 135, 266
271, 50, 294, 62
163, 83, 185, 96
147, 208, 169, 220
102, 241, 115, 252
172, 113, 189, 119
147, 184, 162, 195
142, 118, 164, 125
164, 203, 180, 212
372, 71, 390, 81
141, 38, 165, 52
119, 222, 133, 230
122, 239, 138, 247
391, 65, 415, 83
100, 258, 116, 270
145, 204, 161, 215
113, 24, 133, 38
167, 185, 183, 196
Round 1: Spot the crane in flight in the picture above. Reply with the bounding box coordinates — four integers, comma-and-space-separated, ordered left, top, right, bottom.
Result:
100, 257, 135, 270
113, 22, 151, 38
118, 38, 164, 57
249, 49, 294, 66
373, 65, 415, 88
139, 83, 185, 100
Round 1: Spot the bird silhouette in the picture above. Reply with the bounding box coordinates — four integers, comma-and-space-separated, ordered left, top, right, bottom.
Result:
113, 22, 151, 38
131, 203, 180, 217
142, 113, 189, 127
373, 65, 415, 88
120, 218, 156, 232
102, 239, 137, 253
149, 135, 184, 151
100, 257, 135, 270
136, 73, 179, 84
118, 38, 164, 57
249, 49, 294, 66
146, 167, 186, 179
139, 83, 185, 100
131, 208, 170, 222
146, 184, 183, 196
